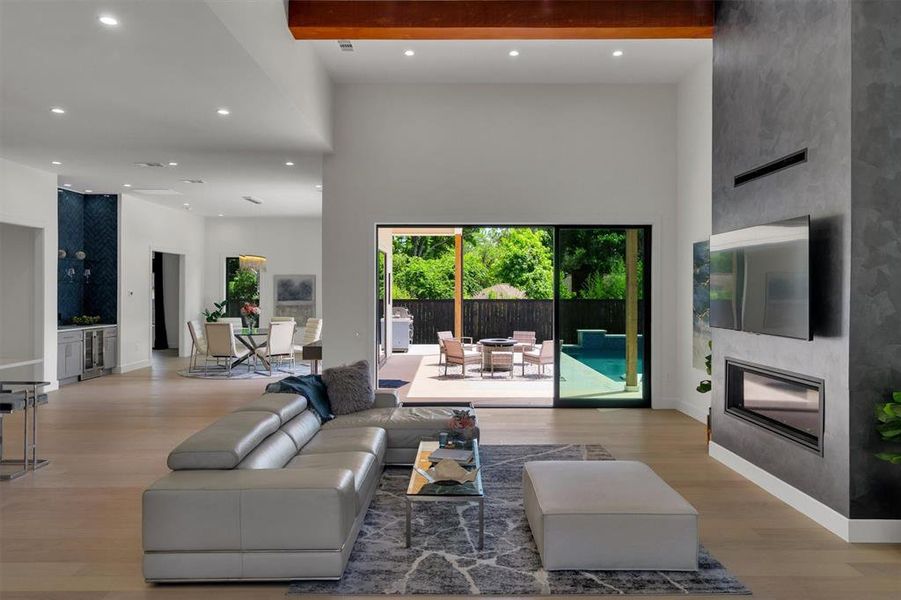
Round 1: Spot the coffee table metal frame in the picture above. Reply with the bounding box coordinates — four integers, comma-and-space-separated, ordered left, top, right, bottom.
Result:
405, 439, 484, 550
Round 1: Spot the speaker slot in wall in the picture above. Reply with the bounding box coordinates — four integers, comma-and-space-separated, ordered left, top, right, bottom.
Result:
734, 148, 808, 187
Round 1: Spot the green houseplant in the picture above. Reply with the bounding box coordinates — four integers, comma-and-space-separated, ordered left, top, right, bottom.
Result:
202, 300, 227, 323
875, 391, 901, 464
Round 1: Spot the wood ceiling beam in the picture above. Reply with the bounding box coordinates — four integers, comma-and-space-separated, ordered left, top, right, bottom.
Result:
288, 1, 714, 40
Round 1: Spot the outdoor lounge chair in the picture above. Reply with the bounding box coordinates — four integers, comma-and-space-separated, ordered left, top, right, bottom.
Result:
523, 340, 554, 377
512, 330, 537, 353
437, 330, 473, 364
443, 338, 481, 377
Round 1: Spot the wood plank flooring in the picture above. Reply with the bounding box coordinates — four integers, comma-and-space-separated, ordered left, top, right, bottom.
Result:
1, 352, 899, 599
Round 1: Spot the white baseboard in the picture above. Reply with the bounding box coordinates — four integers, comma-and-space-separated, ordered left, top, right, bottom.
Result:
709, 441, 901, 543
115, 359, 151, 374
676, 399, 709, 424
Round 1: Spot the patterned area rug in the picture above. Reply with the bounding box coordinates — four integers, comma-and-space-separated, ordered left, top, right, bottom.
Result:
288, 444, 750, 596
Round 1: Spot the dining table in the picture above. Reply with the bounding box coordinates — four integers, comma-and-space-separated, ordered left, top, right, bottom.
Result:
232, 327, 270, 369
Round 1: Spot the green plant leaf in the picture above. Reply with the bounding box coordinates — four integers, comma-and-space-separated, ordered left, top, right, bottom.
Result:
876, 422, 901, 440
893, 391, 901, 403
875, 452, 901, 464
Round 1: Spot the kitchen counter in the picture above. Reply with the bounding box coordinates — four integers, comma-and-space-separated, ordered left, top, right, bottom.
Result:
58, 324, 118, 332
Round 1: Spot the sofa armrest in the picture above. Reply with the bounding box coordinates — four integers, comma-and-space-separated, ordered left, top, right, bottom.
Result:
143, 468, 357, 552
373, 389, 400, 409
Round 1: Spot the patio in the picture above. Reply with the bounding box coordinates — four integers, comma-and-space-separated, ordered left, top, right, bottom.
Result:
378, 344, 642, 408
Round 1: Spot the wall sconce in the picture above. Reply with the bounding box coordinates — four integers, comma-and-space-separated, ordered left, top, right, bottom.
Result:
84, 268, 92, 284
66, 267, 75, 282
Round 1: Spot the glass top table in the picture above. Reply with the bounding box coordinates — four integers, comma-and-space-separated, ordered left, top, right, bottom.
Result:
405, 439, 484, 549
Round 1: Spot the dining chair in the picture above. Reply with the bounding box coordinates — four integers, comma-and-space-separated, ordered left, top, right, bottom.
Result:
293, 318, 323, 371
523, 340, 554, 377
187, 320, 208, 372
255, 321, 296, 376
218, 317, 244, 328
512, 330, 537, 353
443, 338, 481, 378
204, 322, 249, 377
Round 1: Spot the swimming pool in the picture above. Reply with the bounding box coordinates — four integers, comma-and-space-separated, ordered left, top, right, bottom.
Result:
563, 337, 644, 381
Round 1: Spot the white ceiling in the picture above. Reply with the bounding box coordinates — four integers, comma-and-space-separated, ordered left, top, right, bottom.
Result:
0, 0, 327, 217
313, 39, 711, 84
0, 1, 711, 217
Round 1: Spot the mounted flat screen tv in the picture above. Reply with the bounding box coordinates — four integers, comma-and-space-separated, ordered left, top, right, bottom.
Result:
709, 216, 810, 340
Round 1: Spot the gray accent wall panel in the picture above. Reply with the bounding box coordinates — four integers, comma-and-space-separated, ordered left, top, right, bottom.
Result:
712, 0, 852, 515
849, 0, 901, 519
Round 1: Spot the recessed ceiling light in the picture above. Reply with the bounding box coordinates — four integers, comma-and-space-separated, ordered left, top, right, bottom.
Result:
508, 50, 520, 57
218, 213, 224, 217
85, 189, 93, 193
63, 183, 72, 187
168, 162, 178, 166
315, 184, 323, 190
123, 184, 132, 188
285, 161, 295, 166
403, 49, 415, 57
217, 108, 230, 116
183, 203, 191, 208
612, 50, 624, 57
51, 161, 61, 165
50, 107, 66, 114
98, 15, 118, 26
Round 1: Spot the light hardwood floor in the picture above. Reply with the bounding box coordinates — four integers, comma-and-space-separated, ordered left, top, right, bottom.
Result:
1, 353, 899, 600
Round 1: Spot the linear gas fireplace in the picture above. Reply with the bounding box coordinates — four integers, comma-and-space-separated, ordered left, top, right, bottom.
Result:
724, 358, 824, 454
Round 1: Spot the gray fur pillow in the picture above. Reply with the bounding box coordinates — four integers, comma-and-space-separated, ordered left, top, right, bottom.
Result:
322, 360, 374, 415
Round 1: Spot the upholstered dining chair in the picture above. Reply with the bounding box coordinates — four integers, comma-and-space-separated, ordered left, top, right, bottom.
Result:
437, 330, 473, 364
293, 318, 322, 370
523, 340, 554, 377
204, 322, 249, 377
187, 320, 208, 372
255, 320, 296, 376
218, 317, 244, 329
443, 338, 481, 378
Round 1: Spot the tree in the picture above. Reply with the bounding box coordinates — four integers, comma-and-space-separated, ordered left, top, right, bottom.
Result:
490, 228, 554, 299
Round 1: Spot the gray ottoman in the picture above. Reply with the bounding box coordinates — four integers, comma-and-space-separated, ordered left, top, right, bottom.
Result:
523, 461, 698, 571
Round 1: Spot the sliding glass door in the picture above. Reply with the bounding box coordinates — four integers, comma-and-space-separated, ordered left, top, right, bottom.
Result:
554, 227, 651, 407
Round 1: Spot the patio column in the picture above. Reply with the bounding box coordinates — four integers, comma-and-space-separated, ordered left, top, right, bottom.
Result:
454, 231, 463, 337
624, 228, 639, 391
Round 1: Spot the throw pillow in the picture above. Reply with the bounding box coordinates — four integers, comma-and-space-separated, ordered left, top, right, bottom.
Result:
322, 360, 374, 415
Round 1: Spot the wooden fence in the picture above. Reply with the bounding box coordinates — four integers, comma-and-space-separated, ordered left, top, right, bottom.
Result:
387, 299, 645, 345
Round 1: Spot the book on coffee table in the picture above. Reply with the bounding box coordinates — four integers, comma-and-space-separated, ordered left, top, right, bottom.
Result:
428, 448, 474, 464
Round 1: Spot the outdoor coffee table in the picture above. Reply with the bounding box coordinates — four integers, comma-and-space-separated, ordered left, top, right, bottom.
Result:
405, 439, 484, 549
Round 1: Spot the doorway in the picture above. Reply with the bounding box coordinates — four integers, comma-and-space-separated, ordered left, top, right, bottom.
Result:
151, 251, 181, 355
374, 225, 652, 407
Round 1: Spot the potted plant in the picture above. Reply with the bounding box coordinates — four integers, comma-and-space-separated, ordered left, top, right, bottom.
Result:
241, 302, 261, 329
875, 391, 901, 464
448, 409, 477, 449
202, 300, 227, 323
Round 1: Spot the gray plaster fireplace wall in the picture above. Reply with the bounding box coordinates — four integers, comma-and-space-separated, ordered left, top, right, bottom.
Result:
712, 0, 901, 521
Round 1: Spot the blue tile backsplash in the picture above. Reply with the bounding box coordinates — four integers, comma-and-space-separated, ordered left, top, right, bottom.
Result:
57, 190, 118, 325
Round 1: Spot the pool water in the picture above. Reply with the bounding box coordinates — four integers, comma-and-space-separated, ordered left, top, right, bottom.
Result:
563, 347, 644, 381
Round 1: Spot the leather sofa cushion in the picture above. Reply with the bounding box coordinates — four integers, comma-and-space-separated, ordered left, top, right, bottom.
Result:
286, 451, 379, 512
322, 406, 479, 450
167, 411, 280, 470
280, 410, 322, 450
300, 427, 387, 464
237, 431, 298, 469
235, 393, 308, 424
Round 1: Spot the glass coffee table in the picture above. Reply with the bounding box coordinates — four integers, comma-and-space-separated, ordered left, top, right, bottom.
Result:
405, 439, 484, 549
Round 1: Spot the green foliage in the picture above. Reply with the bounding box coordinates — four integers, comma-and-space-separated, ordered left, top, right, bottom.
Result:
227, 268, 259, 303
697, 340, 712, 394
577, 256, 643, 300
875, 391, 901, 464
202, 300, 228, 323
489, 228, 553, 299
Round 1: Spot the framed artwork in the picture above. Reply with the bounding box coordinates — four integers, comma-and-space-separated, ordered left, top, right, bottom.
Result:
273, 274, 316, 323
692, 240, 711, 369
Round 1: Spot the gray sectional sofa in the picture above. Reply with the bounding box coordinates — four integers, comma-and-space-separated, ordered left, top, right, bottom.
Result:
142, 390, 478, 582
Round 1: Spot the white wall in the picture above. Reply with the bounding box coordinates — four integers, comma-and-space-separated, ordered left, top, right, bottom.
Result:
161, 252, 181, 349
675, 54, 713, 422
0, 223, 39, 368
0, 158, 58, 388
202, 217, 322, 325
119, 195, 205, 370
323, 83, 680, 407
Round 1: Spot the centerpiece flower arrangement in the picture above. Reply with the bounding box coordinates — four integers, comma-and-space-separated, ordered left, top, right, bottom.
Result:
240, 302, 261, 328
448, 409, 477, 448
